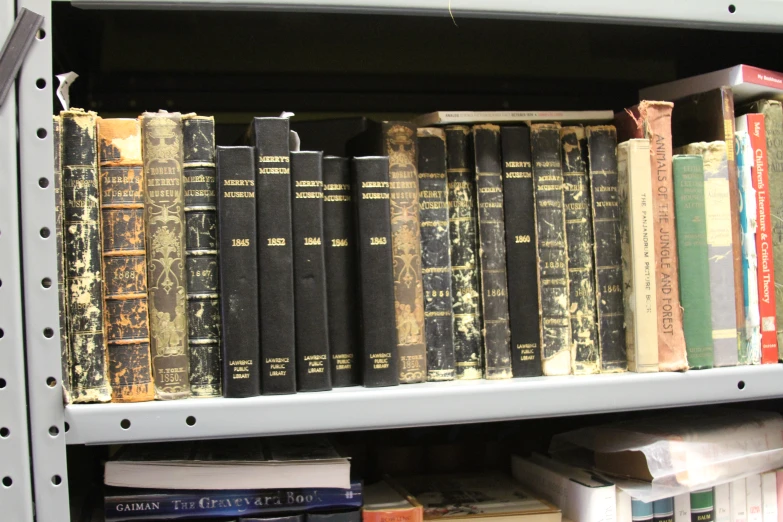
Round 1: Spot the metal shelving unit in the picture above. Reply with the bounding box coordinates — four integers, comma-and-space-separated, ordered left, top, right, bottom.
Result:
7, 1, 783, 520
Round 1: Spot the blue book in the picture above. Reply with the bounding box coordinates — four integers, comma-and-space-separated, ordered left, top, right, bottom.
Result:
633, 499, 655, 522
735, 130, 762, 364
104, 481, 362, 521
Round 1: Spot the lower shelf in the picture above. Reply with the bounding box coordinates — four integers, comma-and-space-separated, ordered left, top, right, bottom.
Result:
64, 364, 783, 445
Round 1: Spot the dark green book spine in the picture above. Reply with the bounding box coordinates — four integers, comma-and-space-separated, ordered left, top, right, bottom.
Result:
531, 123, 571, 376
672, 154, 714, 369
500, 125, 542, 377
586, 126, 627, 372
472, 124, 512, 379
561, 126, 599, 375
417, 128, 456, 381
690, 489, 715, 522
444, 126, 483, 380
183, 115, 222, 398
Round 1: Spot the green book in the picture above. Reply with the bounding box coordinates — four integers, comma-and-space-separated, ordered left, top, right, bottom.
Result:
690, 488, 715, 522
673, 155, 714, 369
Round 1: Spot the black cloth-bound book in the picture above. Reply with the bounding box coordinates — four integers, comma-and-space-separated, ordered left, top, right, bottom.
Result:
500, 126, 542, 377
291, 151, 332, 392
246, 118, 297, 395
352, 157, 399, 387
217, 146, 260, 398
322, 156, 360, 387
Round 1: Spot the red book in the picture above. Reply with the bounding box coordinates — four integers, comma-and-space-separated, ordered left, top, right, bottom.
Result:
744, 113, 779, 363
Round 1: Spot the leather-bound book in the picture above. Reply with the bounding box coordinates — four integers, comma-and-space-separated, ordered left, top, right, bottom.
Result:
746, 100, 783, 361
217, 146, 260, 397
53, 115, 72, 400
472, 124, 513, 379
247, 117, 296, 394
182, 114, 222, 397
322, 156, 359, 387
530, 123, 571, 376
141, 111, 190, 400
417, 128, 456, 381
97, 118, 154, 402
444, 126, 483, 379
672, 154, 714, 369
61, 109, 111, 403
499, 125, 541, 377
671, 87, 744, 354
291, 151, 332, 392
586, 126, 626, 372
676, 142, 738, 367
349, 121, 427, 383
560, 125, 599, 374
352, 156, 399, 387
615, 101, 688, 372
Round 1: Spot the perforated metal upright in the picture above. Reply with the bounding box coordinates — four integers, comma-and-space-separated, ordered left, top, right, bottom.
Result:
0, 0, 35, 519
16, 0, 71, 519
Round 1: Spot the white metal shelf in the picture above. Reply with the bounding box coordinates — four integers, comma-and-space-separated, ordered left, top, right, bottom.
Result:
64, 0, 783, 31
65, 365, 783, 445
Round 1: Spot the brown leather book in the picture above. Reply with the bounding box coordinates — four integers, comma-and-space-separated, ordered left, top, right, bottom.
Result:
141, 111, 191, 399
615, 101, 688, 371
98, 118, 155, 403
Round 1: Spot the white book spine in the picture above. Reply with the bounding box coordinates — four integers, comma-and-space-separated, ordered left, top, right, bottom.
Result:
676, 493, 693, 522
748, 474, 764, 522
762, 472, 778, 522
732, 478, 748, 522
717, 484, 732, 522
618, 490, 633, 522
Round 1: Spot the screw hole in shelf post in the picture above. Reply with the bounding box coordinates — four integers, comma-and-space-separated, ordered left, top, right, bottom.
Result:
120, 419, 131, 430
738, 380, 746, 390
51, 475, 62, 486
728, 4, 736, 13
2, 477, 11, 487
36, 78, 46, 89
38, 177, 49, 188
0, 428, 9, 438
40, 227, 50, 238
46, 376, 56, 387
41, 277, 52, 288
0, 278, 3, 287
0, 328, 4, 339
43, 327, 53, 338
36, 128, 47, 139
64, 422, 70, 432
49, 426, 59, 437
36, 28, 45, 40
186, 416, 196, 426
0, 378, 6, 389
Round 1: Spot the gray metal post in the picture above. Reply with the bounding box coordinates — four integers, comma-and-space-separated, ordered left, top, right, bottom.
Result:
16, 0, 71, 518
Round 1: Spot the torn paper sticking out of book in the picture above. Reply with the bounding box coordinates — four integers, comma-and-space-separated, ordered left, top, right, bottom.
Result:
549, 409, 783, 502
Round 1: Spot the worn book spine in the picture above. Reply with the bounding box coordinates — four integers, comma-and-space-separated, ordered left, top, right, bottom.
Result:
97, 118, 154, 403
617, 140, 658, 373
290, 151, 332, 391
61, 109, 111, 403
141, 111, 190, 400
735, 130, 762, 364
744, 112, 778, 364
322, 156, 359, 387
531, 123, 571, 376
672, 154, 714, 369
417, 128, 456, 381
472, 124, 513, 379
249, 117, 296, 394
586, 126, 626, 372
444, 126, 483, 379
678, 142, 738, 367
561, 126, 599, 374
53, 115, 72, 400
381, 122, 427, 383
749, 100, 783, 361
500, 125, 542, 377
217, 146, 260, 397
615, 101, 688, 371
183, 114, 221, 397
352, 157, 399, 387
